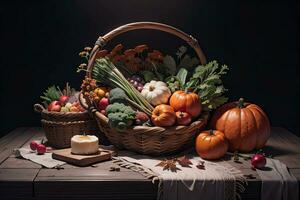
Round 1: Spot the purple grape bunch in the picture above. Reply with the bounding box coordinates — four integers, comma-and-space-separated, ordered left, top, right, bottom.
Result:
127, 75, 145, 92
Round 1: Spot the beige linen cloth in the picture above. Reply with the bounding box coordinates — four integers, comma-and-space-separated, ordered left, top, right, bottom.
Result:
113, 151, 246, 200
15, 148, 65, 168
15, 138, 65, 168
256, 158, 298, 200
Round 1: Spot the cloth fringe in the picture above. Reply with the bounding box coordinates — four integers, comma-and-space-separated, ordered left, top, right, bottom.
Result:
113, 157, 157, 179
113, 156, 247, 200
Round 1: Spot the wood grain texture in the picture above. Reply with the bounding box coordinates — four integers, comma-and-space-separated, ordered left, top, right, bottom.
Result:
0, 126, 299, 200
34, 180, 157, 200
0, 127, 43, 200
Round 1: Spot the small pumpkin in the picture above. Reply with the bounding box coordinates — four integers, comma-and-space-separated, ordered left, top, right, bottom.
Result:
169, 91, 202, 118
195, 130, 229, 160
176, 111, 192, 125
210, 98, 270, 152
141, 81, 171, 106
151, 104, 176, 127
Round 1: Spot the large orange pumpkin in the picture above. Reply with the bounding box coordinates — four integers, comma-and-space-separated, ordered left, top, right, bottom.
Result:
169, 91, 202, 118
211, 98, 270, 152
151, 104, 176, 127
195, 130, 229, 160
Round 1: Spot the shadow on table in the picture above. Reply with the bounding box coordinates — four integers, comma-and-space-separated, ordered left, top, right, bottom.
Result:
263, 145, 297, 157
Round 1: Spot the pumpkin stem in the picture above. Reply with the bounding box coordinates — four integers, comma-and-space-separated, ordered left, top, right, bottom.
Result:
237, 98, 245, 108
179, 112, 184, 117
185, 88, 194, 94
209, 129, 214, 135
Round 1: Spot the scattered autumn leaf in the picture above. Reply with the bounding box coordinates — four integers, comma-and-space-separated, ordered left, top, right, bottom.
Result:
156, 159, 180, 172
196, 161, 206, 170
176, 156, 192, 168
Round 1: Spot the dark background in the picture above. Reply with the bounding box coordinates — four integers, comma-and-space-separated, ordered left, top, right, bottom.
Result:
0, 0, 299, 138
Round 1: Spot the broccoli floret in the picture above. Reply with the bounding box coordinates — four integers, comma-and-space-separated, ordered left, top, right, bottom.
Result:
105, 102, 136, 132
106, 103, 123, 114
108, 113, 133, 132
109, 88, 128, 104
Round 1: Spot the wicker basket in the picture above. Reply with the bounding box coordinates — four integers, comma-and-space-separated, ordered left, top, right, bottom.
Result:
80, 22, 209, 155
34, 104, 99, 148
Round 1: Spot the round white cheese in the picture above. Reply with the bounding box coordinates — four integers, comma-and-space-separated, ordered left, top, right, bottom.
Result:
71, 135, 99, 155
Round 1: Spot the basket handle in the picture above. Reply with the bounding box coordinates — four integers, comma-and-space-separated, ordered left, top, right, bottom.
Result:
34, 103, 45, 113
79, 93, 109, 124
86, 21, 207, 77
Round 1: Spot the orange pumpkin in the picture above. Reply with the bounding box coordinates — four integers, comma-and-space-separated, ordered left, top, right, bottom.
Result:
211, 98, 270, 152
169, 91, 202, 118
151, 104, 176, 127
195, 130, 229, 160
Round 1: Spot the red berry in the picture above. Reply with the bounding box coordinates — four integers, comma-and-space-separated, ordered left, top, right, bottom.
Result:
36, 144, 46, 155
30, 141, 38, 150
251, 154, 266, 169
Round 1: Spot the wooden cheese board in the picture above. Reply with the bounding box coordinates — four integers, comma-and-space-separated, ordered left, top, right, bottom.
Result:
52, 146, 117, 167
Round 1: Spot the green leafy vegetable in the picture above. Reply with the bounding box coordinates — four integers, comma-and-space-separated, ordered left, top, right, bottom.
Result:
165, 67, 188, 93
186, 60, 229, 110
141, 71, 156, 82
176, 68, 188, 86
40, 85, 61, 105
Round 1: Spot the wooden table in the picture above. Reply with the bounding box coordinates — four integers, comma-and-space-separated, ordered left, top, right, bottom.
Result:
0, 127, 299, 200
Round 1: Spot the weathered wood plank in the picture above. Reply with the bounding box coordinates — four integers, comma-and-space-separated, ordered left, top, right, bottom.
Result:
0, 181, 34, 200
36, 168, 147, 180
0, 157, 41, 169
35, 180, 157, 200
0, 127, 38, 164
0, 169, 40, 199
61, 159, 133, 171
0, 127, 27, 148
0, 127, 44, 169
0, 168, 40, 181
0, 128, 43, 200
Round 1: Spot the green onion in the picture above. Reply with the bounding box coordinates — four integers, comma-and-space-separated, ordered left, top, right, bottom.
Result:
92, 58, 154, 115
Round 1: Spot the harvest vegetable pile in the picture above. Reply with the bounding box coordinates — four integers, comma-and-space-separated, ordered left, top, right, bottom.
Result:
32, 41, 272, 164
76, 44, 271, 161
40, 83, 85, 113
78, 44, 229, 130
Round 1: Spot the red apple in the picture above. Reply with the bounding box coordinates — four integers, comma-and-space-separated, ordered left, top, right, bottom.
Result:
48, 101, 61, 112
98, 98, 109, 110
59, 95, 69, 105
36, 144, 46, 155
176, 111, 192, 125
30, 141, 38, 150
251, 154, 266, 169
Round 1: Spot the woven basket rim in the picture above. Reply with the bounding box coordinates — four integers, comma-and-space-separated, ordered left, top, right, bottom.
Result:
96, 111, 209, 136
34, 103, 89, 116
41, 109, 89, 116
